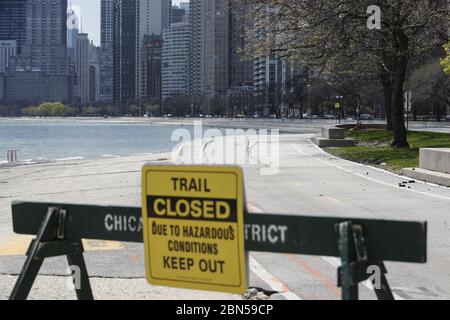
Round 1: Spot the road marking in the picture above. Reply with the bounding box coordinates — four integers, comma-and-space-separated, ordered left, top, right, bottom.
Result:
291, 142, 430, 300
251, 199, 408, 300
249, 203, 342, 299
175, 140, 300, 300
326, 197, 342, 204
249, 256, 301, 300
0, 235, 125, 256
247, 203, 301, 300
286, 254, 341, 298
292, 143, 450, 202
321, 257, 405, 300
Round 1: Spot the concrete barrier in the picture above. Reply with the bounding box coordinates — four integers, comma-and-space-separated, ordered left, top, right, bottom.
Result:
322, 127, 346, 140
403, 148, 450, 187
420, 148, 450, 174
402, 168, 450, 187
313, 127, 356, 147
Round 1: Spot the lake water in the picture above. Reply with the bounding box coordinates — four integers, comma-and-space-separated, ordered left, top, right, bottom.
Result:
0, 119, 194, 164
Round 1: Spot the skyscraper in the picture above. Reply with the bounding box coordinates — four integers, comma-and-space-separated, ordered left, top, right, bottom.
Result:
100, 0, 114, 102
172, 5, 187, 24
141, 34, 163, 102
0, 0, 27, 54
188, 0, 205, 96
162, 22, 190, 100
229, 3, 253, 88
112, 0, 137, 110
19, 0, 69, 75
5, 0, 70, 104
0, 40, 17, 74
188, 1, 253, 95
67, 2, 80, 65
89, 41, 101, 103
74, 33, 90, 105
203, 0, 230, 97
135, 0, 171, 100
0, 40, 16, 101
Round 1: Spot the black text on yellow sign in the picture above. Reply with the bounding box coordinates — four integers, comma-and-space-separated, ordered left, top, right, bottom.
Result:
141, 165, 247, 294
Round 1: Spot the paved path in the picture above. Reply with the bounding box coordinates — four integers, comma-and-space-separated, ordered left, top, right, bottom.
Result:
1, 128, 450, 300
179, 132, 450, 300
0, 153, 242, 300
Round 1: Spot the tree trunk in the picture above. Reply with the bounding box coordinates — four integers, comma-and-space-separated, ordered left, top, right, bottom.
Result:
381, 73, 393, 130
390, 32, 410, 149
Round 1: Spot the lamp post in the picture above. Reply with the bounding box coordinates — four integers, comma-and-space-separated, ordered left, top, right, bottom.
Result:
307, 84, 311, 116
336, 95, 344, 124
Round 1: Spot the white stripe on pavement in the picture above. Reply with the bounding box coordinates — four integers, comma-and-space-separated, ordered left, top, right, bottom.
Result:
247, 203, 301, 300
249, 256, 302, 300
298, 142, 450, 202
321, 257, 404, 300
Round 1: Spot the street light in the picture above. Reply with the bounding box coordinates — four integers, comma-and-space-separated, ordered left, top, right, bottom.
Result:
336, 95, 344, 124
307, 84, 311, 116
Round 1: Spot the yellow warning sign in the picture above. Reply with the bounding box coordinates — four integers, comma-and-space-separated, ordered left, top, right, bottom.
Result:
141, 165, 247, 294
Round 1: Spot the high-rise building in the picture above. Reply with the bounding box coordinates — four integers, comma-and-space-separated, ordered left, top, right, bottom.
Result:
229, 3, 253, 88
141, 34, 162, 102
189, 1, 252, 98
179, 2, 190, 12
74, 33, 90, 105
0, 74, 5, 100
253, 56, 283, 112
89, 41, 101, 103
135, 0, 171, 100
0, 0, 27, 54
172, 5, 187, 24
67, 3, 80, 65
5, 0, 70, 104
100, 0, 114, 102
203, 0, 230, 97
162, 22, 190, 100
112, 0, 137, 110
0, 40, 17, 74
188, 0, 205, 96
17, 0, 69, 75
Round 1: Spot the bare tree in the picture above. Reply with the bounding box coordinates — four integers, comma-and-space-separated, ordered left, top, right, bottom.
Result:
235, 0, 449, 147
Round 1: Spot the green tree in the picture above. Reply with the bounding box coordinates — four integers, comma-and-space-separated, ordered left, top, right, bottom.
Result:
37, 102, 54, 117
51, 103, 74, 117
105, 105, 119, 116
83, 106, 101, 116
36, 102, 73, 117
21, 106, 39, 117
129, 104, 140, 116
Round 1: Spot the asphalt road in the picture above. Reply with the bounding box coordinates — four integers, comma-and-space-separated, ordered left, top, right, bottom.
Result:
1, 119, 450, 300
178, 129, 450, 300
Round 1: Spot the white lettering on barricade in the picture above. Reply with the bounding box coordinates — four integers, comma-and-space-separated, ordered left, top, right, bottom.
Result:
104, 214, 143, 233
245, 224, 288, 244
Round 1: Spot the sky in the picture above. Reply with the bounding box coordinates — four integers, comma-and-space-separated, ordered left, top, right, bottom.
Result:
71, 0, 185, 46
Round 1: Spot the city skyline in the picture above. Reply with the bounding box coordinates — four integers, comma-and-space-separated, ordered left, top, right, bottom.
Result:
72, 0, 186, 46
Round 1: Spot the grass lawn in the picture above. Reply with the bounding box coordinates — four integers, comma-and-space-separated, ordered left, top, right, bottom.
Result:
325, 130, 450, 172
